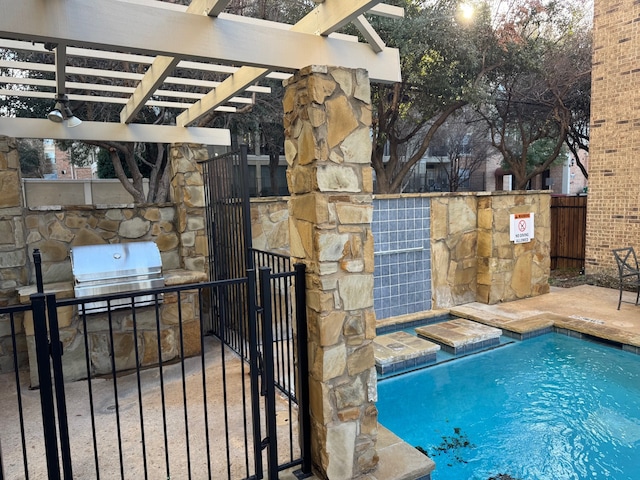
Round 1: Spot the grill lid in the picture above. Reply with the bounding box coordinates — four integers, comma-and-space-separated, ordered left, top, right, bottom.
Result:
70, 242, 162, 284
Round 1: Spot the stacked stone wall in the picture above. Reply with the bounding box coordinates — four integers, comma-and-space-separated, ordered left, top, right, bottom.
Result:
431, 194, 478, 308
0, 140, 209, 377
20, 276, 203, 387
476, 192, 551, 304
587, 0, 640, 275
250, 191, 551, 313
171, 144, 209, 274
24, 205, 180, 283
250, 197, 290, 254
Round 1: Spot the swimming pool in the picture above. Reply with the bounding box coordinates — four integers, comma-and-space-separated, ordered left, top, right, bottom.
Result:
377, 334, 640, 480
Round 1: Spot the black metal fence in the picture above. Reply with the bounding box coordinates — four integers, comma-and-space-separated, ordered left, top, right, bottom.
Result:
0, 252, 310, 480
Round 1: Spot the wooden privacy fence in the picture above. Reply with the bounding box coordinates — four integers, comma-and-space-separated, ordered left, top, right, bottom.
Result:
550, 195, 587, 270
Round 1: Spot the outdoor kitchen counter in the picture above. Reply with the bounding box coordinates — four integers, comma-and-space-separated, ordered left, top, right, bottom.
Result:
17, 269, 208, 302
164, 269, 207, 286
16, 269, 208, 388
18, 281, 75, 302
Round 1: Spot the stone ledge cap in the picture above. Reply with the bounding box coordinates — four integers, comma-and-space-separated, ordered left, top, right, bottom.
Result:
376, 425, 436, 480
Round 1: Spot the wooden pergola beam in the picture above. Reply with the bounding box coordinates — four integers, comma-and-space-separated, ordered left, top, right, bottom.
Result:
120, 0, 233, 123
291, 0, 384, 35
177, 0, 392, 126
352, 15, 385, 54
120, 56, 181, 123
177, 66, 268, 127
188, 0, 232, 17
0, 118, 231, 144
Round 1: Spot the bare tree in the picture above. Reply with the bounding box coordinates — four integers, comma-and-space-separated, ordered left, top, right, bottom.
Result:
430, 111, 493, 192
475, 0, 591, 190
17, 138, 53, 178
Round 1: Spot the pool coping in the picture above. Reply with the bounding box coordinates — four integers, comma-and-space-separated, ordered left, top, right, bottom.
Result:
375, 304, 640, 361
449, 306, 640, 353
279, 425, 436, 480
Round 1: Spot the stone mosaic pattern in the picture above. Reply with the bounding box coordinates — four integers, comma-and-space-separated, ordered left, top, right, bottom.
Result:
23, 206, 181, 284
432, 192, 551, 308
250, 197, 290, 254
0, 143, 210, 377
372, 196, 431, 320
476, 193, 550, 303
20, 277, 203, 387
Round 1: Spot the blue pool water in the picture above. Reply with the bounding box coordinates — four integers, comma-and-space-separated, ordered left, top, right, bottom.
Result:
377, 334, 640, 480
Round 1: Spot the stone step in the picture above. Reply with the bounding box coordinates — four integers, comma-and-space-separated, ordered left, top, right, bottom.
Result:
415, 318, 502, 355
450, 304, 554, 340
374, 331, 441, 375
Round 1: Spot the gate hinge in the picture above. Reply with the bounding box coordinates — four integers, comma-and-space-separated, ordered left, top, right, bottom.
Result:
258, 355, 266, 396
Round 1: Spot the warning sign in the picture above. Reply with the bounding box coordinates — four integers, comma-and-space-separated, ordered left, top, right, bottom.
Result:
509, 213, 534, 244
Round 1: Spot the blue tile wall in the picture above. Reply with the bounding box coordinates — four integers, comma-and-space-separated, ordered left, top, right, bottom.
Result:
372, 197, 431, 320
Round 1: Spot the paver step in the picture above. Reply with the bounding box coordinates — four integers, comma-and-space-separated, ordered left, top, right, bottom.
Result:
415, 318, 502, 355
373, 331, 440, 375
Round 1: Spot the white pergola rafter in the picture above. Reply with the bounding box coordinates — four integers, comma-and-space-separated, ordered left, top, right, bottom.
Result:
131, 0, 395, 125
177, 0, 395, 126
119, 0, 233, 123
0, 0, 402, 143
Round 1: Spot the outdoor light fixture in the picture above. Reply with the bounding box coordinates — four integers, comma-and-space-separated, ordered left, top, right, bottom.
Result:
47, 94, 82, 128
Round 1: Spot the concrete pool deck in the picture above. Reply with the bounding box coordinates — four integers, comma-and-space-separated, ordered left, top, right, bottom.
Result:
450, 284, 640, 350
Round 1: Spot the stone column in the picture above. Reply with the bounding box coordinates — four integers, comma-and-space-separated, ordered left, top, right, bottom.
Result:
168, 143, 209, 276
284, 66, 377, 479
0, 136, 29, 372
476, 192, 550, 304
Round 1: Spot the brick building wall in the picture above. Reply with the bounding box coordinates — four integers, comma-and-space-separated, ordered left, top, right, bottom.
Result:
586, 0, 640, 275
54, 145, 94, 180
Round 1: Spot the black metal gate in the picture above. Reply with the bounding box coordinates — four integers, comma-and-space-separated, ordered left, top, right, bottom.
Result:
202, 144, 254, 283
0, 205, 310, 478
197, 145, 310, 478
0, 250, 309, 479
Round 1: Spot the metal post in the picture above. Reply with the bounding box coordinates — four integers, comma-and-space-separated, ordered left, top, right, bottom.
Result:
246, 269, 264, 479
293, 263, 312, 477
33, 248, 44, 294
31, 292, 62, 480
46, 293, 73, 479
240, 144, 255, 271
259, 267, 278, 480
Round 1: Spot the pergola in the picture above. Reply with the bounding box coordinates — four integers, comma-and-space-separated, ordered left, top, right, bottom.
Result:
0, 0, 402, 146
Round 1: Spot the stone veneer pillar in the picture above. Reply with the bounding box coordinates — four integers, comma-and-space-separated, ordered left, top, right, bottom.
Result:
169, 143, 209, 276
0, 136, 28, 303
0, 136, 29, 372
284, 66, 377, 479
476, 193, 550, 304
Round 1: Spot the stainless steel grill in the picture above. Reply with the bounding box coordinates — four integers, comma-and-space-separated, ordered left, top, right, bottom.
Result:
70, 241, 164, 313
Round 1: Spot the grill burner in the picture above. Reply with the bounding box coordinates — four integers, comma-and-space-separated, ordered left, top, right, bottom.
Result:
70, 242, 164, 313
